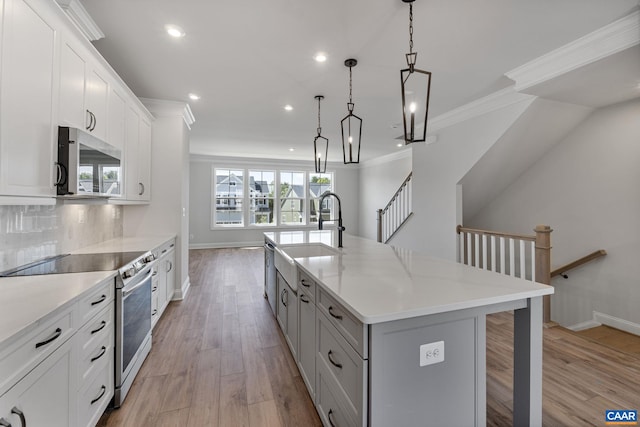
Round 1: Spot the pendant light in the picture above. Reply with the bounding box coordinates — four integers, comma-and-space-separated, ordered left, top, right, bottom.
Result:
313, 95, 328, 173
341, 59, 362, 164
400, 0, 432, 144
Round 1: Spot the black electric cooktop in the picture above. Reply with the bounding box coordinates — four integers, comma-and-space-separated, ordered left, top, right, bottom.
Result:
0, 251, 145, 277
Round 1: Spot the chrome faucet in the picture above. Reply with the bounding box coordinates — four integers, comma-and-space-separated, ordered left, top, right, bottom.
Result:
318, 191, 345, 248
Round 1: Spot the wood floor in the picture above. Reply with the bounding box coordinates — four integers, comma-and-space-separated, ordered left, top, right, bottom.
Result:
99, 247, 640, 427
575, 325, 640, 357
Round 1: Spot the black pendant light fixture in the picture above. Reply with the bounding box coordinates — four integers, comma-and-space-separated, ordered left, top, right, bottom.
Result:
400, 0, 432, 144
341, 58, 362, 164
313, 95, 328, 173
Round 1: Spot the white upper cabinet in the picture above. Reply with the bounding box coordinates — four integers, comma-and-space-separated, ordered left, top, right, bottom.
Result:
0, 0, 58, 200
85, 67, 108, 140
107, 87, 126, 151
138, 117, 152, 201
58, 36, 86, 129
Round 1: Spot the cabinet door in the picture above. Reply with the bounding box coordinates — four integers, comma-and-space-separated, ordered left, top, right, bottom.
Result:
276, 273, 287, 332
298, 291, 316, 399
85, 68, 108, 140
156, 259, 168, 316
107, 88, 126, 151
0, 0, 56, 198
165, 249, 176, 302
285, 283, 298, 360
59, 37, 86, 129
124, 105, 140, 199
0, 339, 73, 427
137, 117, 152, 201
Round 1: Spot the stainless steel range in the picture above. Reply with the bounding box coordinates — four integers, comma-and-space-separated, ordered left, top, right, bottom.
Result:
0, 250, 156, 407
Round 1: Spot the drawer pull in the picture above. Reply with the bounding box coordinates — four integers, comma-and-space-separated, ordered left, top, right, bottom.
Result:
300, 294, 310, 304
91, 385, 106, 405
91, 346, 107, 362
91, 294, 107, 306
281, 289, 287, 307
328, 306, 343, 320
91, 320, 107, 335
152, 309, 158, 316
162, 249, 167, 254
300, 279, 310, 287
328, 409, 337, 427
327, 350, 342, 369
152, 286, 158, 291
35, 327, 62, 349
11, 408, 25, 427
0, 418, 10, 427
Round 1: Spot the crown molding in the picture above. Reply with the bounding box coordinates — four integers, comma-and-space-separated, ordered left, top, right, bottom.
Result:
506, 10, 640, 91
55, 0, 104, 41
428, 87, 536, 132
360, 147, 412, 168
139, 98, 196, 129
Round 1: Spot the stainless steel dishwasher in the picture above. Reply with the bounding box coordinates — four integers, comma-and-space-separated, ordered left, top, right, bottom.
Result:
264, 241, 277, 316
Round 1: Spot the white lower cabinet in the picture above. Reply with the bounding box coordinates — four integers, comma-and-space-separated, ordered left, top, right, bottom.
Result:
151, 238, 176, 328
0, 338, 74, 427
297, 285, 316, 400
0, 276, 115, 427
276, 271, 298, 360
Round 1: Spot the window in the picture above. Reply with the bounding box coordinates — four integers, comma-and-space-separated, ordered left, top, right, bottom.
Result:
249, 170, 275, 226
211, 167, 334, 228
308, 172, 333, 223
280, 171, 305, 225
214, 169, 244, 226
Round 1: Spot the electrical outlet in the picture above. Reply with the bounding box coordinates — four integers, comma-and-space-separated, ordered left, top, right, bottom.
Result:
419, 341, 444, 367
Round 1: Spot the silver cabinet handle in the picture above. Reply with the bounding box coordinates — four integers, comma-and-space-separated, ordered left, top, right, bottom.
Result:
166, 261, 173, 273
300, 279, 310, 288
90, 294, 107, 306
300, 294, 310, 304
0, 418, 10, 427
138, 182, 145, 196
90, 320, 107, 335
86, 109, 92, 130
90, 111, 97, 131
11, 408, 25, 427
35, 327, 62, 349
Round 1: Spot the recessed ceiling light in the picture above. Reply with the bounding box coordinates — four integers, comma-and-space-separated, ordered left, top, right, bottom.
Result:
188, 93, 200, 100
284, 105, 293, 111
165, 24, 185, 38
289, 148, 295, 152
397, 143, 403, 147
314, 52, 327, 63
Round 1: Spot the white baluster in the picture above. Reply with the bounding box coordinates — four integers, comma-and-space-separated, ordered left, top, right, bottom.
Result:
482, 235, 488, 269
491, 235, 497, 272
474, 233, 480, 267
530, 241, 536, 282
500, 237, 505, 274
520, 240, 526, 279
509, 238, 516, 277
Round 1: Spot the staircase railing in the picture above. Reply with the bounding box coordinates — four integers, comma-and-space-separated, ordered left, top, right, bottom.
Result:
551, 249, 607, 279
377, 172, 413, 243
456, 224, 552, 323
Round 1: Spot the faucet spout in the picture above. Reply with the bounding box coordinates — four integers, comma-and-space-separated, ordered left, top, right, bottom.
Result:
318, 191, 345, 248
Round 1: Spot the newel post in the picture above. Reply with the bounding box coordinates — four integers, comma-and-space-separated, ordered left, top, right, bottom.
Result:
376, 209, 383, 243
534, 225, 552, 323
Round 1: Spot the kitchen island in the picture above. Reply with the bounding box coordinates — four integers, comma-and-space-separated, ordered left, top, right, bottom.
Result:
265, 230, 553, 426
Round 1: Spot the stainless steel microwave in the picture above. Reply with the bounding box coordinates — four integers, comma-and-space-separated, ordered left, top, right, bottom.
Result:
56, 127, 122, 198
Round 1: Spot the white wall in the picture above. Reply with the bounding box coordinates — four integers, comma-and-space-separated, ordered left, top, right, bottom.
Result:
468, 99, 640, 328
357, 150, 412, 241
391, 97, 534, 259
189, 156, 360, 248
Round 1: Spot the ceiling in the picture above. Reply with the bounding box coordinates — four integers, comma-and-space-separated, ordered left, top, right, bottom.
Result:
79, 0, 638, 163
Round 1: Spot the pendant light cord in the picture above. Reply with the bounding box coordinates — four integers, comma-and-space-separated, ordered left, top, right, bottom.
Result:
409, 3, 413, 55
349, 66, 353, 104
317, 97, 322, 136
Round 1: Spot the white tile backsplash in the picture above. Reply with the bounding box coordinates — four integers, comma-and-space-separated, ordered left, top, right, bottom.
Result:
0, 204, 123, 271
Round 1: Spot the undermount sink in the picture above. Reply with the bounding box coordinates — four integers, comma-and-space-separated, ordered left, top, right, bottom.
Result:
281, 243, 340, 259
274, 244, 339, 290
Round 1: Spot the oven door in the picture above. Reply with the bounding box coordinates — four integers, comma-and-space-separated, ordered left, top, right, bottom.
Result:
114, 267, 152, 406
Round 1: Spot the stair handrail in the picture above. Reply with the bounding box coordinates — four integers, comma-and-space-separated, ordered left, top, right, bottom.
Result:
381, 172, 412, 214
551, 249, 607, 279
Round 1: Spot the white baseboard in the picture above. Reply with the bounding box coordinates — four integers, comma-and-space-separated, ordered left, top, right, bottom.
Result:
172, 275, 191, 300
567, 319, 601, 331
189, 241, 263, 249
593, 311, 640, 336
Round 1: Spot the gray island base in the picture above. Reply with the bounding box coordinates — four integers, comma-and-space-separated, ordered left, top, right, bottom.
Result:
265, 231, 551, 427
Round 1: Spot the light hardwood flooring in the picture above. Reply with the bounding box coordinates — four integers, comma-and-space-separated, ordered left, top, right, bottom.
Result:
99, 248, 640, 427
575, 325, 640, 357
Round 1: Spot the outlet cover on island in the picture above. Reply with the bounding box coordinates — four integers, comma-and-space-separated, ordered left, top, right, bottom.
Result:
419, 341, 444, 367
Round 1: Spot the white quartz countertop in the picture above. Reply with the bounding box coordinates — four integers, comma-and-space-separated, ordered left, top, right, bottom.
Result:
0, 235, 175, 347
265, 231, 554, 324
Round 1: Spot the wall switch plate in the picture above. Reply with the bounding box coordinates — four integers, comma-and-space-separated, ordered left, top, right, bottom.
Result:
419, 341, 444, 367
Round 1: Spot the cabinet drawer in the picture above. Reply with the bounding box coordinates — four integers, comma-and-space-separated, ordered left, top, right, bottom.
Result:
77, 354, 114, 427
317, 288, 368, 358
152, 238, 176, 259
316, 361, 358, 427
317, 312, 367, 424
298, 269, 316, 301
0, 305, 75, 396
77, 305, 114, 385
77, 276, 115, 327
